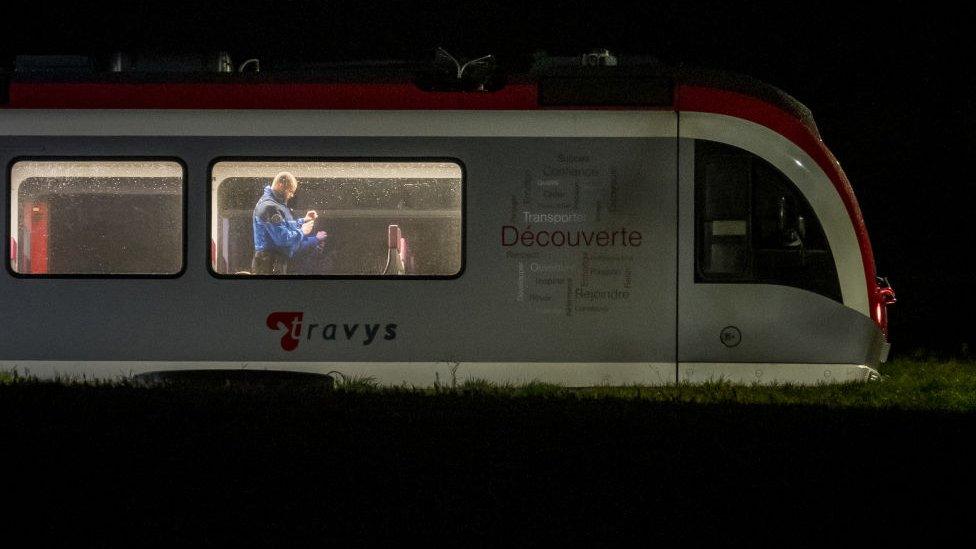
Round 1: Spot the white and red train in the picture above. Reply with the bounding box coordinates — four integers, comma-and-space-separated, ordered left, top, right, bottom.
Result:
0, 54, 895, 385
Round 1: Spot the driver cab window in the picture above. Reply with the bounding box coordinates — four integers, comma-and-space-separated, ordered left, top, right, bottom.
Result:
694, 140, 841, 302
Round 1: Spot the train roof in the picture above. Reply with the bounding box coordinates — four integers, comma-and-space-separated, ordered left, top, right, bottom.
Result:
0, 54, 819, 137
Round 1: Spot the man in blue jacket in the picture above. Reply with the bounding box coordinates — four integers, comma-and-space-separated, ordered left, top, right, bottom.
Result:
251, 172, 327, 275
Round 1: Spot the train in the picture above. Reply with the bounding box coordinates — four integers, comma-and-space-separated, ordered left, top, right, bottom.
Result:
0, 52, 896, 385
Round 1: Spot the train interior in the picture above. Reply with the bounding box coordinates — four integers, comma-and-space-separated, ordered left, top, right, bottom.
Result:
9, 160, 463, 277
12, 175, 183, 275
211, 162, 462, 276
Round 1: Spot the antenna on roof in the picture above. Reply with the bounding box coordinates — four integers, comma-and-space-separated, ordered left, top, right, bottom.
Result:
238, 58, 261, 73
416, 48, 504, 92
435, 47, 494, 80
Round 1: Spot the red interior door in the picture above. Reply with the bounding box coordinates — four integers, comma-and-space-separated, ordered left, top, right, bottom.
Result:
25, 201, 49, 274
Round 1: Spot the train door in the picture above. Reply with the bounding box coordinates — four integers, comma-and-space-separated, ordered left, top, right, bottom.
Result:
677, 114, 883, 383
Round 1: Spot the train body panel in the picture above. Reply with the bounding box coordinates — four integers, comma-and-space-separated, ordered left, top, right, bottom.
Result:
0, 108, 885, 385
677, 113, 885, 376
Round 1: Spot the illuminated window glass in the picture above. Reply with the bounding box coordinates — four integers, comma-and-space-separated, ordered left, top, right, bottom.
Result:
9, 160, 184, 276
210, 161, 463, 277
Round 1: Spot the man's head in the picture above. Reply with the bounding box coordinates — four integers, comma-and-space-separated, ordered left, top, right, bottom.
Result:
271, 172, 299, 203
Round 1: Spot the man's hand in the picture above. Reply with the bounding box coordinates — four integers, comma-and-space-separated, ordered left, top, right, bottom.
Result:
305, 210, 318, 221
315, 231, 327, 242
301, 221, 314, 236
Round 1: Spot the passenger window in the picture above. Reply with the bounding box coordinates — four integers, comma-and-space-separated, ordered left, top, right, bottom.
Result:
210, 161, 463, 277
695, 141, 841, 302
9, 160, 184, 276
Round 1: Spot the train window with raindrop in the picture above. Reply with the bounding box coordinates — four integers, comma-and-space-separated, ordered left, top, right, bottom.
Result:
8, 160, 185, 276
209, 161, 463, 277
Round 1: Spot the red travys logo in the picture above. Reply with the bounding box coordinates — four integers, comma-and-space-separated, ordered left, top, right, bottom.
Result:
266, 311, 304, 351
266, 311, 399, 350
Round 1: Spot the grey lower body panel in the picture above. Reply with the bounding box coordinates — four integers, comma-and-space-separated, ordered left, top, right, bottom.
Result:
2, 360, 881, 386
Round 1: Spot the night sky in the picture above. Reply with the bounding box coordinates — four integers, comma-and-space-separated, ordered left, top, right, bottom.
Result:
1, 1, 970, 357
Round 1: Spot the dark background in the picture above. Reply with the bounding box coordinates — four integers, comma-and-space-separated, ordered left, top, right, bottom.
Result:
1, 1, 970, 357
1, 5, 972, 540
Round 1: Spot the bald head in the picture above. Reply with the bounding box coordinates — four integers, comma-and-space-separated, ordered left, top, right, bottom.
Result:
271, 171, 298, 202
